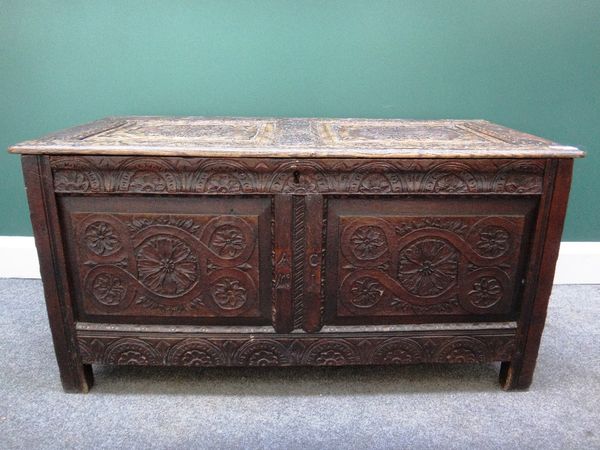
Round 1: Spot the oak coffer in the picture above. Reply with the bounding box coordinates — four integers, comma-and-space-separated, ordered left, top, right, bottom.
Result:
9, 117, 584, 392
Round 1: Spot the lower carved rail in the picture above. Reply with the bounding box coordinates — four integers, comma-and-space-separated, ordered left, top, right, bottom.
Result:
76, 329, 516, 367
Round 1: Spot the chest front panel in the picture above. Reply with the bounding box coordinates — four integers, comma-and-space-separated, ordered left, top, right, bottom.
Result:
59, 196, 273, 325
324, 197, 536, 325
50, 156, 547, 332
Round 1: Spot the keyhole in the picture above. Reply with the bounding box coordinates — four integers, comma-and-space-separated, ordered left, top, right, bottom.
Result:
293, 170, 301, 184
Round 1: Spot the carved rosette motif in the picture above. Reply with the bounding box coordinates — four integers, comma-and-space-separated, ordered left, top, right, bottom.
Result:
371, 338, 424, 364
350, 277, 385, 308
434, 338, 487, 363
211, 277, 248, 310
91, 273, 127, 306
350, 226, 388, 260
234, 341, 291, 366
135, 235, 199, 296
166, 339, 226, 366
397, 238, 459, 297
84, 221, 121, 256
302, 340, 360, 365
208, 225, 246, 258
104, 338, 160, 365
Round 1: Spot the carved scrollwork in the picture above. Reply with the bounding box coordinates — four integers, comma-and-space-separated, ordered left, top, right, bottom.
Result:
71, 208, 262, 317
336, 211, 525, 317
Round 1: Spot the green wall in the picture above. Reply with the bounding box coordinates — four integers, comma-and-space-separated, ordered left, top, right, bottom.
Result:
1, 0, 598, 239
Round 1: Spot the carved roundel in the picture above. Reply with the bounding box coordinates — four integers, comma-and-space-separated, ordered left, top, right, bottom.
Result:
202, 216, 255, 264
473, 225, 511, 258
235, 341, 290, 366
350, 225, 388, 260
104, 338, 160, 365
209, 225, 247, 258
434, 337, 487, 364
166, 339, 226, 366
397, 238, 459, 297
349, 277, 385, 308
84, 221, 121, 256
91, 272, 127, 306
135, 234, 199, 296
302, 340, 359, 366
210, 277, 248, 310
372, 338, 423, 365
467, 276, 503, 309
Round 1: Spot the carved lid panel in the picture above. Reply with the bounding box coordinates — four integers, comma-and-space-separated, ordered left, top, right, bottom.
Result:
9, 116, 583, 158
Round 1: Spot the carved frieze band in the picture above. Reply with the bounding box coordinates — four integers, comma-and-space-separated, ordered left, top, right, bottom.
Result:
50, 157, 545, 195
77, 332, 516, 367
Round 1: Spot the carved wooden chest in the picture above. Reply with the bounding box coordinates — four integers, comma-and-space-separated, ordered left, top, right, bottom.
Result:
9, 117, 583, 392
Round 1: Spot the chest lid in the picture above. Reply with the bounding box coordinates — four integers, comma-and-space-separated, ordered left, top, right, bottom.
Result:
8, 116, 584, 158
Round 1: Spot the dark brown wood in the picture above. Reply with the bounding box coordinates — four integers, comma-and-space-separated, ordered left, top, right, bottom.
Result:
21, 155, 93, 393
11, 117, 582, 392
273, 195, 294, 333
500, 159, 574, 390
303, 194, 325, 332
76, 329, 516, 367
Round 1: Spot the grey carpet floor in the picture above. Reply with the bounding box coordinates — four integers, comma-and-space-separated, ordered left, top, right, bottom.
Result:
0, 279, 598, 450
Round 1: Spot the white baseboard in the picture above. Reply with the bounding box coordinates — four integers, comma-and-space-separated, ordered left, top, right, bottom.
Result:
0, 236, 598, 284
